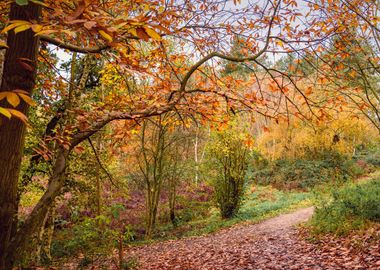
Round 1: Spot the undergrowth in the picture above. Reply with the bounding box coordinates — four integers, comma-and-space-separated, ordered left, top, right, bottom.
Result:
143, 185, 312, 242
310, 175, 380, 235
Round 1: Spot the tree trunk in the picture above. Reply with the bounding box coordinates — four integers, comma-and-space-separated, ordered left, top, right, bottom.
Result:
42, 204, 56, 263
168, 177, 177, 227
35, 206, 50, 264
96, 135, 102, 216
8, 148, 68, 266
0, 49, 4, 80
194, 129, 199, 184
0, 3, 41, 269
118, 233, 124, 270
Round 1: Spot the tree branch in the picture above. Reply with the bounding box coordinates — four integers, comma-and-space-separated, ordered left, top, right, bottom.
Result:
87, 137, 118, 188
169, 1, 280, 101
40, 35, 109, 53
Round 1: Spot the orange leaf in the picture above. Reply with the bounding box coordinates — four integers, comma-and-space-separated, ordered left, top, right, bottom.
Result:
84, 21, 97, 30
18, 93, 36, 106
6, 92, 20, 107
66, 0, 86, 21
136, 28, 149, 41
8, 109, 28, 123
305, 86, 313, 96
31, 24, 43, 33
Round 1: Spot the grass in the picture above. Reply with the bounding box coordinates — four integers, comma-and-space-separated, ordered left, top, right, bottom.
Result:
140, 171, 380, 244
136, 185, 313, 245
309, 173, 380, 235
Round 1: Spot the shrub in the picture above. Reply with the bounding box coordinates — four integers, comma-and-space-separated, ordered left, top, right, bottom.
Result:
207, 124, 251, 219
51, 204, 134, 267
252, 151, 361, 190
311, 179, 380, 235
353, 145, 380, 167
51, 215, 118, 260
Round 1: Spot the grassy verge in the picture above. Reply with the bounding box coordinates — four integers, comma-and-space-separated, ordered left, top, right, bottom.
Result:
136, 185, 313, 245
309, 171, 380, 235
143, 171, 380, 244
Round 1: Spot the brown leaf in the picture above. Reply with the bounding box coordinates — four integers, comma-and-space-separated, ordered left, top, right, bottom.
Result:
136, 27, 150, 41
66, 0, 86, 22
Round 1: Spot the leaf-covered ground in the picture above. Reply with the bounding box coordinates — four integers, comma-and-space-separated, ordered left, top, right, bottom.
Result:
127, 207, 380, 270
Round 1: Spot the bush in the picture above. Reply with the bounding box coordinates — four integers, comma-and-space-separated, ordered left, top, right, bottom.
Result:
52, 204, 134, 266
206, 123, 251, 219
311, 179, 380, 235
353, 145, 380, 167
252, 151, 361, 190
52, 216, 117, 261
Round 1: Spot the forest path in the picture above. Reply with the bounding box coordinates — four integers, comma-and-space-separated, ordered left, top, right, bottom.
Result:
127, 207, 327, 269
127, 206, 380, 269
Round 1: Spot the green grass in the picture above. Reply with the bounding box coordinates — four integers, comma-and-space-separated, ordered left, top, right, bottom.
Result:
137, 185, 312, 245
142, 171, 380, 244
310, 171, 380, 235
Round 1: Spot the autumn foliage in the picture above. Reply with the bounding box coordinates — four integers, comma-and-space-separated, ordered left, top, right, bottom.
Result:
0, 0, 380, 268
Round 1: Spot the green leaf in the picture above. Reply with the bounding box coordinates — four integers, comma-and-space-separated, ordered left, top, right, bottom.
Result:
16, 0, 29, 6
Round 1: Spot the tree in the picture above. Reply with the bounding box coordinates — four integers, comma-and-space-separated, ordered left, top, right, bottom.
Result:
127, 114, 192, 237
1, 0, 341, 267
0, 3, 41, 268
207, 119, 251, 218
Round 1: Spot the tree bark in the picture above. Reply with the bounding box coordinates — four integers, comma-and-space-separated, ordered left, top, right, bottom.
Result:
0, 3, 41, 269
8, 148, 68, 265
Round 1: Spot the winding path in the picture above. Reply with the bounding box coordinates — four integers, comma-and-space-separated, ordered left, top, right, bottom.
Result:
127, 207, 380, 269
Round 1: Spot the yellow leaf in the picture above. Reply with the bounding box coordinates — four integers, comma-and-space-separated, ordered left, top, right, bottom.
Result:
31, 24, 43, 33
0, 41, 8, 49
144, 27, 161, 40
99, 30, 113, 42
18, 93, 36, 106
61, 29, 76, 38
6, 92, 20, 107
9, 20, 29, 24
128, 27, 137, 37
14, 24, 31, 34
29, 0, 49, 7
1, 21, 28, 34
34, 29, 58, 36
8, 109, 28, 123
0, 107, 11, 119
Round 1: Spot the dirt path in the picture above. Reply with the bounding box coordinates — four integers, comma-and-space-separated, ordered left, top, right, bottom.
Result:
127, 207, 380, 269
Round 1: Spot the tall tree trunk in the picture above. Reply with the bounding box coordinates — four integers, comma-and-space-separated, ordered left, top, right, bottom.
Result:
0, 3, 41, 269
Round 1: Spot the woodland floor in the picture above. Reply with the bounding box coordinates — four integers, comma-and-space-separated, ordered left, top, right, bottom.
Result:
127, 207, 380, 270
